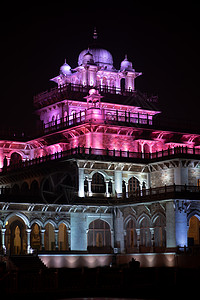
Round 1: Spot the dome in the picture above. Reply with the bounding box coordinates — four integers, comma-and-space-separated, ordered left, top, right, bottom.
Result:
60, 59, 71, 75
120, 55, 134, 71
78, 46, 114, 69
82, 51, 95, 65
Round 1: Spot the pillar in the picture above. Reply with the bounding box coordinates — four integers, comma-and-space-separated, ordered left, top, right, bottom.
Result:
175, 200, 188, 247
166, 201, 176, 248
105, 180, 109, 197
54, 229, 59, 250
26, 228, 32, 254
88, 178, 92, 196
114, 209, 125, 253
41, 229, 45, 250
78, 168, 85, 197
174, 165, 188, 185
114, 170, 122, 198
136, 229, 140, 252
1, 228, 6, 254
70, 213, 87, 251
150, 228, 155, 251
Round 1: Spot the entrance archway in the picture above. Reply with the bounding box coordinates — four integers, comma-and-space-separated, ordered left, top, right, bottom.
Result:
188, 216, 200, 246
31, 223, 41, 251
5, 216, 27, 255
87, 219, 112, 252
58, 223, 69, 251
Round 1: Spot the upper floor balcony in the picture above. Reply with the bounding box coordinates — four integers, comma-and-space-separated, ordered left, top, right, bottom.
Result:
41, 107, 154, 135
33, 83, 158, 109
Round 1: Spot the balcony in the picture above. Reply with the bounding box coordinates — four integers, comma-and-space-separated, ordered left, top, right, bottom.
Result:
1, 146, 200, 174
34, 83, 158, 109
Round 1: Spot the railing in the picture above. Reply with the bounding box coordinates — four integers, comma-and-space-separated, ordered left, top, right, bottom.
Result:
43, 109, 153, 134
2, 146, 200, 173
1, 184, 200, 203
33, 83, 138, 104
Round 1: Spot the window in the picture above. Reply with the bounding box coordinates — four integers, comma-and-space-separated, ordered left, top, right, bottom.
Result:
128, 176, 140, 194
92, 172, 106, 193
88, 219, 111, 248
126, 219, 137, 250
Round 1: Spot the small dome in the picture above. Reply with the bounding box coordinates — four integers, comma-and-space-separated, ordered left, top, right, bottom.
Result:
78, 46, 113, 69
82, 51, 95, 65
60, 59, 71, 75
120, 55, 134, 71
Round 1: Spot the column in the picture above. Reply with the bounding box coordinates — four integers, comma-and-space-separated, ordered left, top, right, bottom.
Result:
114, 170, 122, 198
1, 228, 6, 254
174, 165, 188, 185
54, 229, 59, 250
114, 209, 125, 253
41, 229, 45, 250
67, 229, 71, 250
26, 228, 32, 254
105, 180, 109, 197
125, 182, 128, 198
175, 200, 188, 248
166, 201, 176, 248
136, 229, 140, 252
78, 168, 85, 197
88, 178, 92, 196
149, 228, 155, 252
70, 213, 87, 251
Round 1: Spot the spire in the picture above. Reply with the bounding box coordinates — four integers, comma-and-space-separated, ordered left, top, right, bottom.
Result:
93, 27, 98, 40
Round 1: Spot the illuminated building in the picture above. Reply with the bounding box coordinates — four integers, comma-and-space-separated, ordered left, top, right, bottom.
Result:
0, 30, 200, 267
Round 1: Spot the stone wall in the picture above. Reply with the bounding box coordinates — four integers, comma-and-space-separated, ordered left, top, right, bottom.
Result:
150, 168, 174, 188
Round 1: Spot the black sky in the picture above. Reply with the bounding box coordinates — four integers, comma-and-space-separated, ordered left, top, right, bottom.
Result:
1, 3, 199, 133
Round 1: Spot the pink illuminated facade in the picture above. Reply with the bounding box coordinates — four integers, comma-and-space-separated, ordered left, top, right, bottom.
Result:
0, 31, 200, 267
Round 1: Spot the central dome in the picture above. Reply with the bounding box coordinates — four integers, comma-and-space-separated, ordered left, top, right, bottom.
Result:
78, 45, 114, 70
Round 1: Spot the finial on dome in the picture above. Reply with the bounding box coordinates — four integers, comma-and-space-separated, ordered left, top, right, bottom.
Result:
93, 27, 98, 40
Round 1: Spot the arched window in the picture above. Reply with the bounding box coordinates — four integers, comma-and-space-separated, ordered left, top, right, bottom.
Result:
31, 223, 41, 251
10, 152, 22, 166
188, 216, 200, 246
126, 218, 137, 251
120, 78, 125, 92
140, 217, 151, 249
154, 215, 166, 248
128, 176, 140, 194
88, 219, 111, 249
92, 172, 106, 193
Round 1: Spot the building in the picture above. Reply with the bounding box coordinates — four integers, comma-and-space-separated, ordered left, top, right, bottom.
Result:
0, 31, 200, 267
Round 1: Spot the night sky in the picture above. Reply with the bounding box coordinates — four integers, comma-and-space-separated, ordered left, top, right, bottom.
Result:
1, 3, 199, 134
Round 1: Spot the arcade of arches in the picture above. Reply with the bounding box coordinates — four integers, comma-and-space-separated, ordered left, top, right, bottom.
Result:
0, 213, 169, 254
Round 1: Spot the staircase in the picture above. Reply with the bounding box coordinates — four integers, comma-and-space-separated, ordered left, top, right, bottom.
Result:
10, 255, 47, 271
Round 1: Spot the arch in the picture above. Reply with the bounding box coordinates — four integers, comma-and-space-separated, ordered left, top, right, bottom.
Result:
137, 213, 151, 226
128, 176, 140, 195
153, 213, 166, 249
44, 219, 57, 229
5, 212, 30, 227
58, 222, 69, 251
138, 214, 151, 250
151, 212, 166, 224
57, 219, 70, 229
91, 172, 106, 193
30, 180, 39, 196
89, 169, 110, 180
87, 219, 112, 252
188, 215, 200, 246
5, 215, 27, 255
125, 216, 137, 251
30, 218, 43, 228
120, 78, 125, 91
187, 210, 200, 225
31, 223, 41, 251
